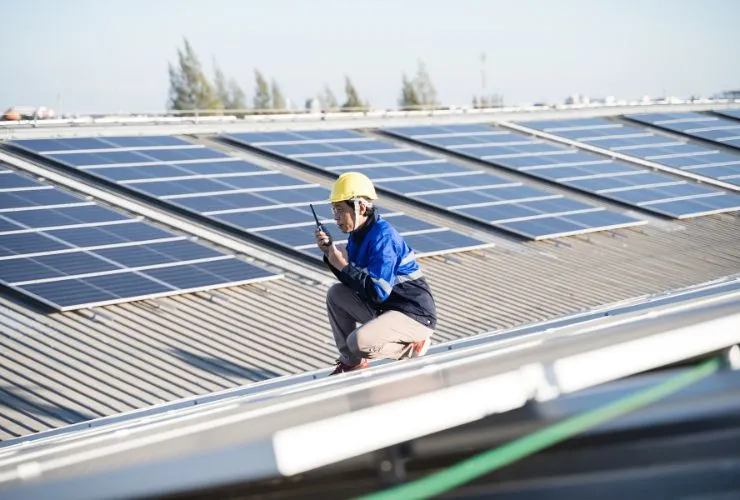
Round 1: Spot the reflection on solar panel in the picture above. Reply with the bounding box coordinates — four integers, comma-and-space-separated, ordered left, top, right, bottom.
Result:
714, 109, 740, 121
625, 112, 740, 151
0, 163, 280, 311
517, 117, 740, 189
383, 124, 740, 219
222, 130, 645, 240
8, 136, 493, 261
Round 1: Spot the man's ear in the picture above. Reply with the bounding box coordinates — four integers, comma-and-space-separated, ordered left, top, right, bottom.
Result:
360, 201, 370, 216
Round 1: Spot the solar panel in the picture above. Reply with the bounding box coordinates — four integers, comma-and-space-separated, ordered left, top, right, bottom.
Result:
382, 124, 740, 219
222, 130, 646, 240
8, 136, 493, 261
0, 163, 281, 311
517, 117, 740, 189
625, 112, 740, 151
714, 109, 740, 121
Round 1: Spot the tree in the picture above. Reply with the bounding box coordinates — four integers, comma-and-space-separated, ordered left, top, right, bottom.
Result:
318, 84, 338, 111
399, 73, 421, 109
342, 76, 365, 110
227, 79, 246, 111
167, 38, 221, 113
414, 59, 437, 107
398, 59, 438, 110
213, 58, 246, 114
271, 79, 286, 110
213, 60, 230, 111
253, 69, 271, 110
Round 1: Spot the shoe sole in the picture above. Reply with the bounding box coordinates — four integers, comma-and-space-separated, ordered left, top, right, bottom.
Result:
409, 338, 431, 358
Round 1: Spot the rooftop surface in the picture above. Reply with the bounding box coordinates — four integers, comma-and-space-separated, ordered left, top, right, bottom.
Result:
1, 104, 739, 441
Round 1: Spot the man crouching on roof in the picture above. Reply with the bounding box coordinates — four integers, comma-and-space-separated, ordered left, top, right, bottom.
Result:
315, 172, 437, 375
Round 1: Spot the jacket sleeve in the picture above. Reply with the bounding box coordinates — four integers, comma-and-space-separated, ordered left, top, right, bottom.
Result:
338, 235, 398, 305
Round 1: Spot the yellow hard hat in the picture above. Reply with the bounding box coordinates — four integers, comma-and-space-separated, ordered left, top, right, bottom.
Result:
329, 172, 378, 203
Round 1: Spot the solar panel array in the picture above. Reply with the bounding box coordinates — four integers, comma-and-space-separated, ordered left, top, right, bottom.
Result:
8, 136, 493, 262
625, 112, 740, 151
222, 129, 645, 240
715, 109, 740, 121
383, 124, 740, 219
0, 162, 281, 311
517, 117, 740, 188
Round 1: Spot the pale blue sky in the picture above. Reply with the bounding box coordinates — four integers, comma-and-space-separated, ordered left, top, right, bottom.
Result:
2, 0, 739, 114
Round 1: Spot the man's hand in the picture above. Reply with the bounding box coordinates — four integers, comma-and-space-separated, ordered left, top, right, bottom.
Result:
315, 228, 348, 269
325, 243, 348, 270
315, 227, 331, 249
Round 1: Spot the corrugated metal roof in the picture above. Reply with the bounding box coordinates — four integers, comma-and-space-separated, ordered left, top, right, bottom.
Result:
2, 212, 739, 441
1, 106, 740, 442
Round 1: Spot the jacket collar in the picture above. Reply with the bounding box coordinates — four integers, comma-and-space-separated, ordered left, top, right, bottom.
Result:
350, 211, 379, 244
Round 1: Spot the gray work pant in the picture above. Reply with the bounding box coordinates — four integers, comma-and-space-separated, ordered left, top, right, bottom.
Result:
327, 283, 434, 366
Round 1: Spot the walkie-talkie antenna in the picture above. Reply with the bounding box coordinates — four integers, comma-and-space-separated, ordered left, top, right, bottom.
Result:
310, 204, 332, 245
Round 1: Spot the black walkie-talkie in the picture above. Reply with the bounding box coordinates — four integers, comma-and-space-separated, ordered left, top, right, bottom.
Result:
310, 204, 332, 245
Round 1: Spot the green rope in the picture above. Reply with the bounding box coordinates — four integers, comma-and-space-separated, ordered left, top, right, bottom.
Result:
355, 357, 721, 500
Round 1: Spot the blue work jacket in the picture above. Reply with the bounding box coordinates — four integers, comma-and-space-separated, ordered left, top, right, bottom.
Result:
325, 212, 437, 329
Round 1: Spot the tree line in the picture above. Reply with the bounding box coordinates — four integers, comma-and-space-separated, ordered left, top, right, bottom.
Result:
167, 38, 440, 114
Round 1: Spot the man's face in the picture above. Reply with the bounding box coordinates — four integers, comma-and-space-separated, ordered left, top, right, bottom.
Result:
332, 202, 354, 233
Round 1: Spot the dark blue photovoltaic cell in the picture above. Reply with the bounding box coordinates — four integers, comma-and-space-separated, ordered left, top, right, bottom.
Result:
95, 240, 220, 268
649, 195, 740, 215
222, 132, 305, 143
103, 136, 191, 148
44, 222, 174, 247
561, 210, 640, 228
500, 217, 585, 237
263, 143, 340, 156
49, 151, 150, 166
422, 133, 522, 147
214, 207, 317, 229
18, 275, 168, 307
0, 189, 83, 210
139, 148, 229, 162
417, 190, 517, 207
0, 172, 45, 190
9, 136, 191, 153
257, 226, 318, 247
402, 231, 490, 253
374, 177, 473, 194
170, 192, 272, 212
0, 233, 69, 256
91, 165, 194, 182
0, 217, 22, 232
626, 112, 740, 151
457, 204, 547, 221
21, 252, 119, 279
147, 258, 276, 289
328, 140, 400, 153
214, 173, 306, 190
130, 178, 231, 197
11, 138, 108, 152
261, 186, 329, 204
383, 124, 495, 136
374, 214, 437, 233
178, 161, 267, 175
291, 130, 367, 140
3, 205, 130, 229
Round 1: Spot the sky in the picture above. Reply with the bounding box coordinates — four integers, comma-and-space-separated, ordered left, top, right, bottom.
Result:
2, 0, 739, 114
